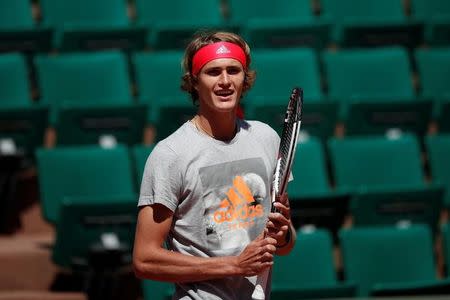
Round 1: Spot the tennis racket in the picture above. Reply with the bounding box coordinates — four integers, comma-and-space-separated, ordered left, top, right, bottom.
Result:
251, 87, 304, 300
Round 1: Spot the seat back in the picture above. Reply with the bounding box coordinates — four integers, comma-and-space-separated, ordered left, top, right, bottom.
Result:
228, 0, 315, 24
339, 224, 436, 296
40, 0, 129, 28
36, 50, 132, 108
36, 145, 136, 224
321, 0, 406, 23
135, 0, 223, 25
142, 279, 173, 300
415, 47, 450, 100
52, 199, 137, 268
0, 53, 31, 107
410, 0, 450, 20
441, 222, 450, 276
288, 136, 330, 198
0, 0, 34, 29
132, 51, 188, 109
323, 47, 414, 103
273, 228, 337, 288
426, 134, 450, 206
248, 48, 323, 104
328, 134, 424, 192
132, 51, 194, 140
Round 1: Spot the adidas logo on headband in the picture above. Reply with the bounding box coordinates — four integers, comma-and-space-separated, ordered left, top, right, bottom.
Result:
216, 45, 231, 54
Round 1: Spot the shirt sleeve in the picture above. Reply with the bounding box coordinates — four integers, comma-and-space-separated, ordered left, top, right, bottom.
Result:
138, 143, 182, 212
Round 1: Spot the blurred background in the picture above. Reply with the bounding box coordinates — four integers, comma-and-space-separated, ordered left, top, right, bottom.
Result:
1, 0, 450, 299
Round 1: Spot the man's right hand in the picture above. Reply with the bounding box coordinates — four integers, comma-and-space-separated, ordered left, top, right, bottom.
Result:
234, 232, 277, 277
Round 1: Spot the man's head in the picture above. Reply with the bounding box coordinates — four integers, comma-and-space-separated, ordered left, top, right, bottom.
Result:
181, 31, 256, 105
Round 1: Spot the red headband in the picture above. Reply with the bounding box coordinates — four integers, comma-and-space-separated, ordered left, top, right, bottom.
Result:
192, 42, 247, 75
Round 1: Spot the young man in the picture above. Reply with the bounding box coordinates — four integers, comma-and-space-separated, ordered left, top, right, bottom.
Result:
133, 31, 296, 299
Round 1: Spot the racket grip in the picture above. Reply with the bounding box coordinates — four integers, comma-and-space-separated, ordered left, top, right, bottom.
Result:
251, 269, 270, 300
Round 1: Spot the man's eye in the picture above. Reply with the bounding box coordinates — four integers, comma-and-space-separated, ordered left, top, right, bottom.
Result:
206, 69, 221, 76
227, 68, 242, 75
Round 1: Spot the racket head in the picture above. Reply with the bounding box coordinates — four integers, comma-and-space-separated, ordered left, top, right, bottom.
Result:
272, 87, 304, 200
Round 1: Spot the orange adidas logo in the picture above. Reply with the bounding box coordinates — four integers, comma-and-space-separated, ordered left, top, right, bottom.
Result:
213, 176, 264, 224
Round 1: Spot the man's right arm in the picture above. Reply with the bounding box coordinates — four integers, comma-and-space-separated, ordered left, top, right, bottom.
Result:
132, 204, 277, 283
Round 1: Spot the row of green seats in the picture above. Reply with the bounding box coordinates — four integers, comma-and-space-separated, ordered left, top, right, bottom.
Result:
289, 133, 450, 234
2, 46, 450, 157
1, 0, 450, 53
249, 46, 450, 137
142, 224, 450, 300
36, 132, 450, 245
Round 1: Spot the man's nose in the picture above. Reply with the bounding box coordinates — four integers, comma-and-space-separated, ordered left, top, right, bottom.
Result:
218, 71, 231, 86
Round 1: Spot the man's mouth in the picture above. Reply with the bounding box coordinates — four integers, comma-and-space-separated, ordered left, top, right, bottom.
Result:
215, 90, 234, 97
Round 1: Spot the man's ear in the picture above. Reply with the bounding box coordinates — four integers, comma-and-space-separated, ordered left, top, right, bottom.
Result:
193, 76, 199, 91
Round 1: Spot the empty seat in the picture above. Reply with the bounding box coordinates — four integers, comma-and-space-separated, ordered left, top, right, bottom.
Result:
132, 51, 195, 141
286, 135, 349, 236
36, 144, 136, 225
441, 222, 450, 276
142, 279, 173, 300
39, 0, 146, 51
271, 228, 356, 299
411, 0, 450, 45
425, 134, 450, 207
328, 133, 443, 229
0, 0, 52, 52
321, 0, 422, 47
288, 136, 330, 198
35, 50, 146, 145
415, 47, 450, 132
323, 47, 432, 136
134, 0, 225, 49
246, 48, 337, 139
227, 0, 330, 49
0, 52, 47, 156
340, 224, 449, 297
53, 199, 138, 299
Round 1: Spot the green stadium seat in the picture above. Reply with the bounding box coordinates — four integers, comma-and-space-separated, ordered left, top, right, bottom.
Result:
53, 199, 137, 299
0, 52, 47, 156
442, 223, 450, 276
288, 136, 330, 198
131, 144, 154, 188
142, 279, 174, 300
0, 52, 48, 233
287, 135, 350, 237
415, 47, 450, 132
321, 0, 423, 47
36, 144, 136, 225
340, 224, 450, 297
411, 0, 450, 45
328, 133, 443, 230
246, 48, 338, 139
39, 0, 146, 51
271, 228, 356, 299
227, 0, 330, 49
426, 134, 450, 207
323, 47, 432, 136
0, 0, 52, 52
35, 50, 146, 145
131, 51, 196, 141
134, 0, 226, 50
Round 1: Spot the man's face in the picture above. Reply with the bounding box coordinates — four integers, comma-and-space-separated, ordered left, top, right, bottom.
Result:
194, 58, 245, 114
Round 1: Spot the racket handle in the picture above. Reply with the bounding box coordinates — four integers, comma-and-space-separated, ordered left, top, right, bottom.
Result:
251, 269, 270, 300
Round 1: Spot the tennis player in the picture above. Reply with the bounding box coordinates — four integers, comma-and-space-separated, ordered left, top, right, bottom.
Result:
133, 31, 296, 299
